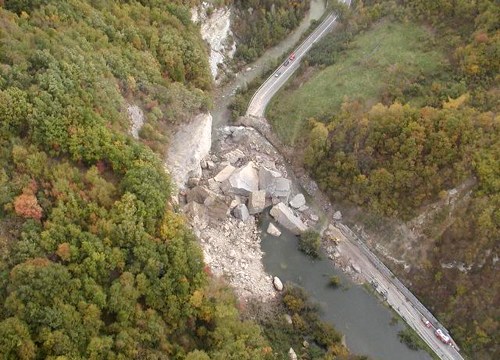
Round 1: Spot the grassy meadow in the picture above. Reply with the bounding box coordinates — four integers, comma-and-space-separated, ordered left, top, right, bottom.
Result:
266, 21, 445, 144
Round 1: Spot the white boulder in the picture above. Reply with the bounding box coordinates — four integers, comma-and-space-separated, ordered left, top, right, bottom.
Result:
273, 276, 283, 291
270, 203, 307, 235
289, 193, 306, 209
333, 211, 342, 220
288, 348, 297, 360
222, 162, 259, 196
214, 164, 236, 182
267, 223, 282, 237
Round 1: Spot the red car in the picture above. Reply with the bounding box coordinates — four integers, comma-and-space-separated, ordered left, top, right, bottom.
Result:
421, 318, 431, 328
289, 52, 296, 61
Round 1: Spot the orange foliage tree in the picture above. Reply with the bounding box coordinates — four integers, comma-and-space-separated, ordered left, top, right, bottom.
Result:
13, 192, 43, 220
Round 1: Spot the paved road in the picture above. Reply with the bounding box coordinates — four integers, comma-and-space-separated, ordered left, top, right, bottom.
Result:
246, 5, 348, 117
334, 224, 464, 360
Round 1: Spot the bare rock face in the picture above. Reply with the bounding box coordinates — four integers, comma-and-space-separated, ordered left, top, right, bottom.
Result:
270, 203, 307, 235
222, 162, 259, 196
233, 204, 250, 222
267, 223, 281, 237
248, 190, 266, 214
273, 276, 284, 291
191, 4, 236, 81
166, 113, 212, 189
289, 193, 306, 209
127, 104, 144, 139
214, 164, 236, 182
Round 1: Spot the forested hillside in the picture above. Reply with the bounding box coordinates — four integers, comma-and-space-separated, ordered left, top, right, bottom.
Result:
268, 0, 498, 357
0, 1, 277, 358
232, 0, 311, 61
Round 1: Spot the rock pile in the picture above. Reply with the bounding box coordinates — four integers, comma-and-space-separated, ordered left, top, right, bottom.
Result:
178, 126, 318, 300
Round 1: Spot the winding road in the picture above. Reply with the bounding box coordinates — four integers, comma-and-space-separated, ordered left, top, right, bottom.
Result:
246, 9, 344, 117
243, 3, 464, 360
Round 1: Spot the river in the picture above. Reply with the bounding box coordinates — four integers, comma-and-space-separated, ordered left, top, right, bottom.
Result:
210, 1, 432, 359
260, 212, 431, 360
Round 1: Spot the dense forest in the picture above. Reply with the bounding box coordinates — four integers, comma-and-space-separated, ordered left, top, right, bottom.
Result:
232, 0, 311, 61
287, 0, 498, 357
0, 1, 276, 358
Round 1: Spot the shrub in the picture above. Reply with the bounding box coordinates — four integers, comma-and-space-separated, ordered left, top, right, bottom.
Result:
299, 229, 321, 258
329, 276, 341, 288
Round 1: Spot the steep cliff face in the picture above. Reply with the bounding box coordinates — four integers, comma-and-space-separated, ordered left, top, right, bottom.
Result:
191, 2, 236, 82
166, 113, 212, 189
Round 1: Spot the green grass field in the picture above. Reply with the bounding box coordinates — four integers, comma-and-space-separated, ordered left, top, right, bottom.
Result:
266, 21, 445, 144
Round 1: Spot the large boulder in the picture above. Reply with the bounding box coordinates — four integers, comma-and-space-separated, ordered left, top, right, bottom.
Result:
270, 203, 307, 235
259, 166, 282, 194
267, 223, 281, 237
289, 193, 306, 209
222, 162, 259, 196
214, 164, 235, 182
204, 195, 230, 221
233, 204, 250, 222
273, 178, 291, 202
248, 190, 266, 214
258, 166, 291, 201
166, 113, 212, 189
333, 210, 342, 220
